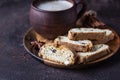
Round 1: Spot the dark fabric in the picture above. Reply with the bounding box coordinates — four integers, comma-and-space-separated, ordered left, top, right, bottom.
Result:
0, 0, 120, 80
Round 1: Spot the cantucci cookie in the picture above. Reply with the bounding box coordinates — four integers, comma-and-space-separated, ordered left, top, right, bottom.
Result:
77, 44, 110, 64
68, 28, 106, 40
38, 43, 75, 66
68, 28, 114, 44
54, 36, 93, 52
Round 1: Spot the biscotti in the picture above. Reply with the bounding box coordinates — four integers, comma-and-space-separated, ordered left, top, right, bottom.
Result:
68, 28, 114, 44
77, 44, 110, 64
54, 36, 93, 52
68, 28, 106, 40
38, 43, 75, 66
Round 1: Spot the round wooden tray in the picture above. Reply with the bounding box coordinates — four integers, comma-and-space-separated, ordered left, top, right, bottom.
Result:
23, 27, 120, 68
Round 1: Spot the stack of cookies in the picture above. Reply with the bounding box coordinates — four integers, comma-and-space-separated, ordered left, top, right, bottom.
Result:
38, 28, 114, 66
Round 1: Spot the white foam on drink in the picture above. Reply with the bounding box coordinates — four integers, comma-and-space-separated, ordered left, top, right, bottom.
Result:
37, 1, 73, 11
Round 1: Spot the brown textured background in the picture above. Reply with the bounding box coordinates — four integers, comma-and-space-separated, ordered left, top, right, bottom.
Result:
0, 0, 120, 80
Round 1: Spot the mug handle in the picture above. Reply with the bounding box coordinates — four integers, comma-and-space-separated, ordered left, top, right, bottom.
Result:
75, 0, 87, 20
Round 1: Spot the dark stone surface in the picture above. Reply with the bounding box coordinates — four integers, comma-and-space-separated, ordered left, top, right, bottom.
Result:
0, 0, 120, 80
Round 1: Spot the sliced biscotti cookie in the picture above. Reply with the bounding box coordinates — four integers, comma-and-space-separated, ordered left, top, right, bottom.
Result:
54, 36, 93, 52
77, 44, 110, 64
38, 43, 75, 66
68, 28, 106, 40
68, 28, 114, 44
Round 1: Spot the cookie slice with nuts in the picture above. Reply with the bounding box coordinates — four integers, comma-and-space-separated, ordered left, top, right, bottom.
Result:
68, 28, 106, 41
54, 36, 93, 52
38, 43, 76, 66
77, 44, 110, 64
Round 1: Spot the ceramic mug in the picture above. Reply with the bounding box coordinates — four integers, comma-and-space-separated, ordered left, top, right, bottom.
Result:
30, 0, 86, 39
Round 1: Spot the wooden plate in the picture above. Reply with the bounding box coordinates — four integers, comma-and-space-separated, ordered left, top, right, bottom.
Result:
23, 27, 120, 68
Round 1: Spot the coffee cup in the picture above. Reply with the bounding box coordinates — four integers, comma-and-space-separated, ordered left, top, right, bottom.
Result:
30, 0, 86, 39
